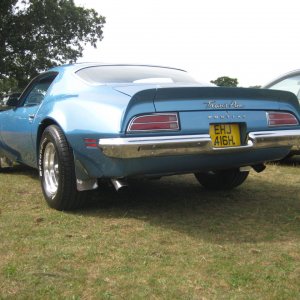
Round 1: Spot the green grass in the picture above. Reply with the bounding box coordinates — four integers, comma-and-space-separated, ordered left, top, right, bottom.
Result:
0, 160, 300, 299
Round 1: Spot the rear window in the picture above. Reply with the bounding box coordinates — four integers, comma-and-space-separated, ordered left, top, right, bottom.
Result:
76, 65, 198, 84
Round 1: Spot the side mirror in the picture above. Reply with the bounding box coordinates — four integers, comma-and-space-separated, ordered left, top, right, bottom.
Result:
0, 93, 21, 111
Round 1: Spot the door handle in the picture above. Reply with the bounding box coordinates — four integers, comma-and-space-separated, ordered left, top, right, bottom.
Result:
28, 114, 35, 120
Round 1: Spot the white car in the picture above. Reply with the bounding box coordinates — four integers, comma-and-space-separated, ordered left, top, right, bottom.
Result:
264, 70, 300, 102
264, 70, 300, 156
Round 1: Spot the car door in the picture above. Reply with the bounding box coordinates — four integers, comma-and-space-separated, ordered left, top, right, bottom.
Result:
0, 73, 57, 167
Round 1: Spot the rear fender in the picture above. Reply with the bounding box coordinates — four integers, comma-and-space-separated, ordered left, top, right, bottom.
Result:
121, 89, 157, 132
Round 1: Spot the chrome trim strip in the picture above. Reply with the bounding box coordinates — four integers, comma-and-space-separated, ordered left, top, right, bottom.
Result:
98, 130, 300, 159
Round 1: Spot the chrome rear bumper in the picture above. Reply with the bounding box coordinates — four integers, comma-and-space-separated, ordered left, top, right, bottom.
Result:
98, 130, 300, 159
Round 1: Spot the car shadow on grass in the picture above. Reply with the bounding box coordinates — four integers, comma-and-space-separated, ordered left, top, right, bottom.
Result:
4, 164, 299, 244
78, 174, 300, 244
0, 164, 39, 179
273, 155, 300, 166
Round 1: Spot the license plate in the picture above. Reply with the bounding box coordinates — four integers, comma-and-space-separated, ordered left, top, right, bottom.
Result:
209, 123, 241, 148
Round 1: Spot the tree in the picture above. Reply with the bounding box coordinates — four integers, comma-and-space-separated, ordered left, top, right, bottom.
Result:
211, 76, 238, 87
0, 0, 105, 90
0, 78, 18, 95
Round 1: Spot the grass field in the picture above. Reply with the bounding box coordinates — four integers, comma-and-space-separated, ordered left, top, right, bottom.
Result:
0, 159, 300, 299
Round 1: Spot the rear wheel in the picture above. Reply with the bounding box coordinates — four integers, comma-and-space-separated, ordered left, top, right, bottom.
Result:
39, 125, 87, 210
194, 168, 249, 190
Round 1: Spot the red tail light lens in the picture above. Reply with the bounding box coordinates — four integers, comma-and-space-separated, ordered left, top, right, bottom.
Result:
127, 113, 179, 132
84, 138, 98, 148
267, 112, 299, 126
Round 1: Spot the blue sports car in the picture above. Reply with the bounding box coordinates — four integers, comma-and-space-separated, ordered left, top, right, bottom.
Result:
1, 63, 300, 210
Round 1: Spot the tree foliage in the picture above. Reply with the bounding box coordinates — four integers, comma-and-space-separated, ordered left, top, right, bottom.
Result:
0, 78, 18, 95
211, 76, 238, 87
0, 0, 105, 90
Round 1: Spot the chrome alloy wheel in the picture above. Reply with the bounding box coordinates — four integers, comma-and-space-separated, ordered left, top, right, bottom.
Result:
43, 142, 59, 197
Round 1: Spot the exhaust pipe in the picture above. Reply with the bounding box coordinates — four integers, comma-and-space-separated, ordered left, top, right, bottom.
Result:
111, 179, 128, 191
252, 164, 266, 173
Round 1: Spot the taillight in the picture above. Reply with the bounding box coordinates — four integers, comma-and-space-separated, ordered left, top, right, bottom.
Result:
84, 138, 98, 148
127, 113, 179, 132
267, 112, 299, 126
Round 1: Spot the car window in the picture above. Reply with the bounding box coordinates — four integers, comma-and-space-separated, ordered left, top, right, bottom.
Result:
76, 65, 198, 84
268, 74, 300, 101
23, 75, 57, 107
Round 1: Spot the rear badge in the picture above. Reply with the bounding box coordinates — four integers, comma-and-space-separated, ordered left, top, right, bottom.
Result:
205, 100, 244, 109
208, 114, 246, 120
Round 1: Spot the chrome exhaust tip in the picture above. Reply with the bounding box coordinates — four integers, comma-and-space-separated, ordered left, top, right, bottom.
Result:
111, 179, 128, 191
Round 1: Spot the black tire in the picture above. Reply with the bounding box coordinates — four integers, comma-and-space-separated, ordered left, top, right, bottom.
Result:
194, 168, 249, 190
39, 125, 87, 210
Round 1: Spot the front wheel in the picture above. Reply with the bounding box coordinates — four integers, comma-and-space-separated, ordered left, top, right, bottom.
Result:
39, 125, 87, 210
194, 168, 249, 190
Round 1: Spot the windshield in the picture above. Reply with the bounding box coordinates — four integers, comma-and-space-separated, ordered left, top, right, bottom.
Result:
76, 65, 198, 84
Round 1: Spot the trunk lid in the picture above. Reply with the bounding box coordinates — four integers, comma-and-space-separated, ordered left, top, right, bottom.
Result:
115, 85, 300, 134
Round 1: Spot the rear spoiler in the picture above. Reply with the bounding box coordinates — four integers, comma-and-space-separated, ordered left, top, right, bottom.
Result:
154, 87, 298, 104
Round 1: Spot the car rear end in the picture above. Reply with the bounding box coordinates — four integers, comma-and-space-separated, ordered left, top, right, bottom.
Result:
32, 64, 300, 210
73, 65, 300, 180
94, 86, 300, 176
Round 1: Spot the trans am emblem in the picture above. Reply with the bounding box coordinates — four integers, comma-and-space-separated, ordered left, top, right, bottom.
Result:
205, 100, 244, 109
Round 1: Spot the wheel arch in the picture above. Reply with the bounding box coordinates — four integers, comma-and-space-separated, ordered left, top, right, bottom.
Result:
36, 118, 61, 158
38, 123, 89, 210
36, 118, 97, 189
